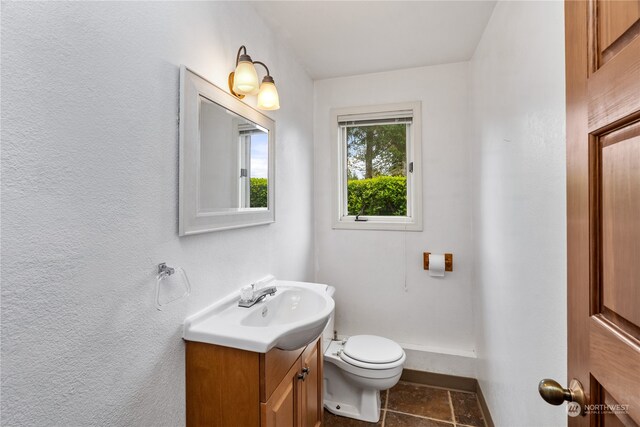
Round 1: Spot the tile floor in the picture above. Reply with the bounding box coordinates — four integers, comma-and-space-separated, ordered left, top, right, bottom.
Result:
324, 381, 487, 427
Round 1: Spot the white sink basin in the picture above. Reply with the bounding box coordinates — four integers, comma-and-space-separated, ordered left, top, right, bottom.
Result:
183, 278, 335, 353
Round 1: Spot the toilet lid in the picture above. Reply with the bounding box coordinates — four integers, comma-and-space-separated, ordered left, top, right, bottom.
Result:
342, 335, 404, 364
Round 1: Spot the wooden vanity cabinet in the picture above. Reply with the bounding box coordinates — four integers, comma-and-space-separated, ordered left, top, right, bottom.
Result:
185, 336, 323, 427
299, 341, 322, 427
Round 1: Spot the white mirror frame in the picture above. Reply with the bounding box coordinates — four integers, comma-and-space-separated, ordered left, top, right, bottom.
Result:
179, 65, 275, 236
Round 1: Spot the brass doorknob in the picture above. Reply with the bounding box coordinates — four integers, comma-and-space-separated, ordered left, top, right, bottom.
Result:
538, 378, 585, 415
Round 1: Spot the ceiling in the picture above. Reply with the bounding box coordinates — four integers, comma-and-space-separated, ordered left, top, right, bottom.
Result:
249, 1, 497, 80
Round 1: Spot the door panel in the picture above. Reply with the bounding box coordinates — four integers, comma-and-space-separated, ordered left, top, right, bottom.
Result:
566, 0, 640, 425
603, 390, 639, 427
185, 342, 260, 427
590, 317, 640, 422
301, 339, 322, 427
587, 35, 640, 132
261, 345, 305, 402
595, 0, 640, 66
601, 129, 640, 327
261, 361, 300, 427
598, 0, 640, 49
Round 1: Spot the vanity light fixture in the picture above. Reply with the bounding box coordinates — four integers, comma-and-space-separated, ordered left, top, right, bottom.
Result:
229, 46, 280, 110
254, 61, 280, 111
229, 46, 259, 96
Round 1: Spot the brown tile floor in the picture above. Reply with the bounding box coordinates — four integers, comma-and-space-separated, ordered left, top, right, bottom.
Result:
324, 381, 487, 427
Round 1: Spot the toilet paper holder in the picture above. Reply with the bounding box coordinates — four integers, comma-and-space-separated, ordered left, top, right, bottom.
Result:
423, 252, 453, 272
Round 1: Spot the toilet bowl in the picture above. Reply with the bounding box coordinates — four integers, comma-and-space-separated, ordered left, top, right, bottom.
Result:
321, 287, 406, 423
323, 335, 406, 422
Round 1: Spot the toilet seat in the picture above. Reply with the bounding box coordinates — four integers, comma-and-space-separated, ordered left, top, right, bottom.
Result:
339, 335, 405, 370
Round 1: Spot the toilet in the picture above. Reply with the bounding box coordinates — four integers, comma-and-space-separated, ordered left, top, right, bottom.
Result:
322, 287, 406, 423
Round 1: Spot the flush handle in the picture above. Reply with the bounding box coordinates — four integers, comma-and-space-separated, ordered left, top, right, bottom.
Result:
538, 378, 585, 415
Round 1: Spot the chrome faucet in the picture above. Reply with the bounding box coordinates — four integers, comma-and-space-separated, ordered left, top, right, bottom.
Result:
238, 285, 277, 308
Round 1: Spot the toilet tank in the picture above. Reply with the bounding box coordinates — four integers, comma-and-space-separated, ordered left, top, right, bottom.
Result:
322, 285, 336, 353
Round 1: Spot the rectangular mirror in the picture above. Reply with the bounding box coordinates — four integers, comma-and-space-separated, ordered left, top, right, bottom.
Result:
179, 66, 275, 235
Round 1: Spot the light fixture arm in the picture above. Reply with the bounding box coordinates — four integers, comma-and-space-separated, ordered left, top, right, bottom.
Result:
252, 61, 271, 77
235, 45, 250, 65
235, 46, 246, 65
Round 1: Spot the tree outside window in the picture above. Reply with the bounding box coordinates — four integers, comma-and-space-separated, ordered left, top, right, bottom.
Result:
345, 124, 407, 216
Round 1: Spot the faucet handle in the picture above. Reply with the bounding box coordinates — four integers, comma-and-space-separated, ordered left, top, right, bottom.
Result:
240, 285, 254, 302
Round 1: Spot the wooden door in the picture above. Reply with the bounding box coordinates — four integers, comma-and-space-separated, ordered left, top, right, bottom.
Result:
300, 339, 323, 427
566, 0, 640, 425
261, 360, 301, 427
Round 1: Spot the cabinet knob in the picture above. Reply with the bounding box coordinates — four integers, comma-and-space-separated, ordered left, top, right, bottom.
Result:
298, 367, 310, 381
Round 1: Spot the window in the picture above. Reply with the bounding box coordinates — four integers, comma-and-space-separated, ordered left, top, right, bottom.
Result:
331, 102, 422, 230
238, 125, 268, 209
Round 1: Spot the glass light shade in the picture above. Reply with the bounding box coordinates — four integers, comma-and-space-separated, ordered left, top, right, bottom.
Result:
257, 80, 280, 110
232, 61, 259, 95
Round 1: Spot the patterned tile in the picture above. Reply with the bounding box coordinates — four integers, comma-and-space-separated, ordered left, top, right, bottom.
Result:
322, 382, 488, 427
384, 411, 453, 427
323, 409, 383, 426
450, 391, 485, 427
387, 382, 452, 422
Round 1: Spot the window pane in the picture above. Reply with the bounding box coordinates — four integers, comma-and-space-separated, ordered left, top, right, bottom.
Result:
249, 133, 268, 208
346, 124, 407, 216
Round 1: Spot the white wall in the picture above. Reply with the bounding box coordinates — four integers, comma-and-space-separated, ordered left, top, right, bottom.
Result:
2, 2, 570, 425
1, 2, 314, 426
470, 2, 567, 426
314, 63, 476, 375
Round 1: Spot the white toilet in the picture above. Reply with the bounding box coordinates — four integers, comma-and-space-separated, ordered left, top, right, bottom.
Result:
322, 287, 406, 423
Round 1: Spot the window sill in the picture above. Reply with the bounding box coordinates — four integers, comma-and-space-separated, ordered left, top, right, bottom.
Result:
332, 217, 422, 231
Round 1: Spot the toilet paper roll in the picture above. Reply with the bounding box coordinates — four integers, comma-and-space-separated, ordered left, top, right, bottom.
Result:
429, 254, 446, 277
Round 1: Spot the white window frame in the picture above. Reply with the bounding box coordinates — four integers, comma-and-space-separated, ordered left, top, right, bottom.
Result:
238, 132, 251, 208
330, 102, 422, 231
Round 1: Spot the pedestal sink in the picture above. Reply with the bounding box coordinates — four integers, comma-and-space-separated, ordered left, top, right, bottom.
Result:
183, 277, 335, 352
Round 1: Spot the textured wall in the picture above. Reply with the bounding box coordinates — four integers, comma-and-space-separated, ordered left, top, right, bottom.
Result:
2, 2, 569, 425
470, 2, 567, 426
313, 63, 476, 374
1, 2, 314, 425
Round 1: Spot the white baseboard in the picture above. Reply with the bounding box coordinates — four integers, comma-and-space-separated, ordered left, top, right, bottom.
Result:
399, 343, 476, 378
334, 335, 476, 378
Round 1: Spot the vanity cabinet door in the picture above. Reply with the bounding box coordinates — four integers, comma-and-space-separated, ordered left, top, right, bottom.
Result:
300, 338, 323, 427
261, 360, 301, 427
185, 341, 260, 427
186, 336, 324, 427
